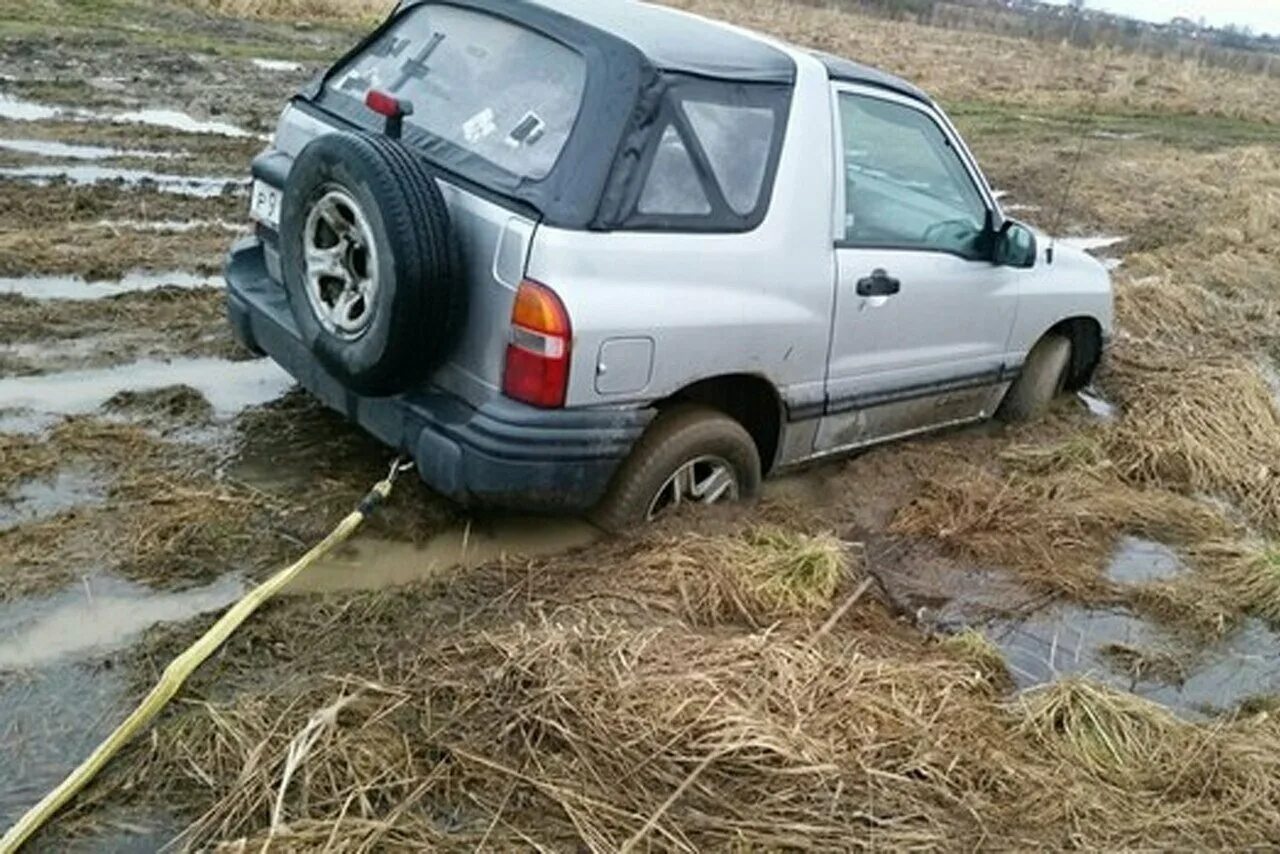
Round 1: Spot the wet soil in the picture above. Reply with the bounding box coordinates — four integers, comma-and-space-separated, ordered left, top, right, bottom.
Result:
2, 0, 1279, 847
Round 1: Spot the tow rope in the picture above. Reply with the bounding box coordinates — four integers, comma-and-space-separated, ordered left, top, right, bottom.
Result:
0, 459, 415, 853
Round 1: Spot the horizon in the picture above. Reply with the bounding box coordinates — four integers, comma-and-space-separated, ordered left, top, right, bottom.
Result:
1044, 0, 1280, 37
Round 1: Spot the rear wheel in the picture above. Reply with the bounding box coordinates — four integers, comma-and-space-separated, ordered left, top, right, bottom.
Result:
592, 405, 762, 533
997, 333, 1072, 423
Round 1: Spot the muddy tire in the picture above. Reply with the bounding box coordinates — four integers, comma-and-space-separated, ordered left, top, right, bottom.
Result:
997, 333, 1071, 423
279, 132, 462, 397
592, 405, 762, 533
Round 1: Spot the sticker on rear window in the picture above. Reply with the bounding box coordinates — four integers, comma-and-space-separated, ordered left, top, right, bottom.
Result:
462, 107, 497, 144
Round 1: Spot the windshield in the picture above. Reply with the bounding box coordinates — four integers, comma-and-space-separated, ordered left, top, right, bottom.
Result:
327, 4, 587, 181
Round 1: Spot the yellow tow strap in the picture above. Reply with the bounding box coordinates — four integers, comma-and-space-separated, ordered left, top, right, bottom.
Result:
0, 459, 414, 853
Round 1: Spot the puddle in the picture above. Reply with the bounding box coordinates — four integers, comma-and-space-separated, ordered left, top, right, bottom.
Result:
0, 92, 62, 121
0, 575, 244, 670
1004, 203, 1041, 213
0, 164, 243, 197
251, 58, 304, 72
95, 218, 245, 234
1105, 536, 1184, 585
0, 574, 243, 830
0, 470, 105, 532
1092, 130, 1145, 141
0, 91, 254, 138
1057, 235, 1126, 253
0, 137, 177, 161
0, 357, 295, 433
1077, 389, 1118, 420
989, 605, 1280, 716
0, 270, 224, 300
111, 108, 254, 139
872, 544, 1280, 717
290, 517, 600, 594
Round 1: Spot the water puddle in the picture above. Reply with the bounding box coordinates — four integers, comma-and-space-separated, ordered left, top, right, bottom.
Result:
0, 470, 105, 532
989, 606, 1280, 716
111, 108, 254, 139
872, 541, 1280, 716
0, 91, 254, 138
0, 270, 224, 300
0, 575, 244, 670
1057, 234, 1127, 271
95, 218, 245, 235
1078, 388, 1118, 421
0, 357, 295, 433
0, 164, 243, 197
251, 58, 304, 72
1105, 536, 1184, 585
0, 574, 243, 829
0, 92, 61, 121
0, 137, 177, 161
290, 517, 600, 594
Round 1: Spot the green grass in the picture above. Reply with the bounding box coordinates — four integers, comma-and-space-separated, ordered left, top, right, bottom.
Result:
948, 100, 1279, 152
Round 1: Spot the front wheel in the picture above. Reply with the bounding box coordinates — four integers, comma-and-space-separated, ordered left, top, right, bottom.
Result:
591, 405, 762, 533
997, 333, 1072, 423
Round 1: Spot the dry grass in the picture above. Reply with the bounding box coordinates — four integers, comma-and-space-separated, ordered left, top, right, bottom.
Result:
668, 0, 1280, 123
891, 446, 1233, 600
181, 0, 392, 22
78, 569, 1280, 851
640, 526, 849, 625
1190, 541, 1280, 625
1106, 356, 1280, 534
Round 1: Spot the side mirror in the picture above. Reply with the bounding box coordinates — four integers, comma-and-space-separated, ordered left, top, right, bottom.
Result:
993, 220, 1037, 269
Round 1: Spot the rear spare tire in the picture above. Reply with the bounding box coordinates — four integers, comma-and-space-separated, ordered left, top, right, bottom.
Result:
592, 405, 762, 533
279, 132, 462, 396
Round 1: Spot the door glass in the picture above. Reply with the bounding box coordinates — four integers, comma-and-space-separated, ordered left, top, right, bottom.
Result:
838, 93, 988, 258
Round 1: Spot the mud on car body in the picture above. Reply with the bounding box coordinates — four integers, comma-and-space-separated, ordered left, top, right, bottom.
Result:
225, 0, 1113, 530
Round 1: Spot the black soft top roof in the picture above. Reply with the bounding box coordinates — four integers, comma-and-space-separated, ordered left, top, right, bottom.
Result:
529, 0, 794, 83
812, 50, 932, 105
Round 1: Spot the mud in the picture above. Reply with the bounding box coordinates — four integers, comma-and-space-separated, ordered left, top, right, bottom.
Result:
0, 91, 256, 139
289, 519, 601, 594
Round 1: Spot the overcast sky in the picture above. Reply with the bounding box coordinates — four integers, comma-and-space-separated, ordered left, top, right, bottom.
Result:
1047, 0, 1280, 35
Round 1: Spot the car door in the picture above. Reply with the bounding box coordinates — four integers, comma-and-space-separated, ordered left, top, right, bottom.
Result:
816, 84, 1023, 454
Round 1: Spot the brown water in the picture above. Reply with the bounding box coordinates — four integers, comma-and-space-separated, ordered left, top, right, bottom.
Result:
288, 517, 600, 594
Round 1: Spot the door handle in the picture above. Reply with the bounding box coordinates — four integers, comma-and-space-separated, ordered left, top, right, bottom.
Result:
856, 269, 901, 297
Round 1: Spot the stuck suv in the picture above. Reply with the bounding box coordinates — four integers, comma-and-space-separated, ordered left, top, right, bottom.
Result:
226, 0, 1113, 530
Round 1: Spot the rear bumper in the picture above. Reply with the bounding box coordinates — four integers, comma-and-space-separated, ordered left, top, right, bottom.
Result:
225, 237, 653, 512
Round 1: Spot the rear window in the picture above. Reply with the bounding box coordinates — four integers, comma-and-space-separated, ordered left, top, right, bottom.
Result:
328, 4, 586, 181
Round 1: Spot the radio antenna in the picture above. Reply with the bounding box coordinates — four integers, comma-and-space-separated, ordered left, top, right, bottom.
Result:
1047, 3, 1108, 264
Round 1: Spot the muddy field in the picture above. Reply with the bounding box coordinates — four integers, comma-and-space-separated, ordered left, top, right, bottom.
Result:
2, 0, 1280, 850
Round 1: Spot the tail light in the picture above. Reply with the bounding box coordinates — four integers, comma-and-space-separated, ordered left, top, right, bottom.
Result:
503, 279, 571, 408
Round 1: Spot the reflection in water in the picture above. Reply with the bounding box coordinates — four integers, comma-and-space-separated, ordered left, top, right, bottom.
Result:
0, 356, 295, 433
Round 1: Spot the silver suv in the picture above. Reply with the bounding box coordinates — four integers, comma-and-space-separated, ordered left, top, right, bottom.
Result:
226, 0, 1113, 530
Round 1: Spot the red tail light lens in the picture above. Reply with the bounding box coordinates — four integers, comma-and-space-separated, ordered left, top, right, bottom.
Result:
503, 279, 571, 408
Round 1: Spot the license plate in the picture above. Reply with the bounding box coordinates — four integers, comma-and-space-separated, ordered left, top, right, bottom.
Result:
249, 180, 283, 229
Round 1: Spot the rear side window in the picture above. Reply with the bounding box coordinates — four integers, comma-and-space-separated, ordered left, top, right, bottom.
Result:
681, 101, 775, 215
626, 80, 790, 231
328, 5, 585, 180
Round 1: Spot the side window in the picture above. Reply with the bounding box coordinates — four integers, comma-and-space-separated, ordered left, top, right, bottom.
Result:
838, 93, 988, 258
638, 125, 712, 216
681, 100, 776, 215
